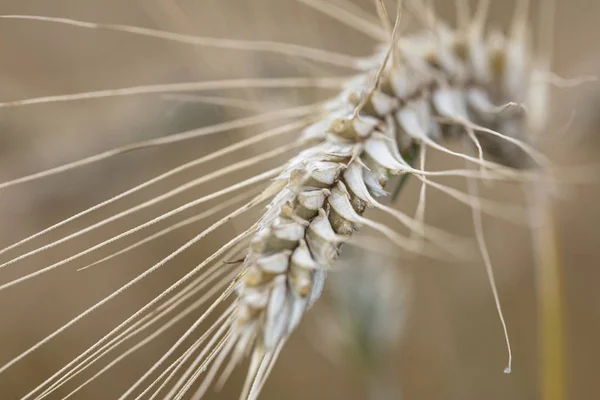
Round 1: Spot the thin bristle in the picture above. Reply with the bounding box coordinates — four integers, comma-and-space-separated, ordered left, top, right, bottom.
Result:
0, 15, 361, 68
296, 0, 388, 40
24, 241, 249, 400
0, 104, 318, 191
465, 156, 513, 374
58, 270, 241, 400
76, 188, 262, 272
0, 162, 287, 291
0, 119, 307, 261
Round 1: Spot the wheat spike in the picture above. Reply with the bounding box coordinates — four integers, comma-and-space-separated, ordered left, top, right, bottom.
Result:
205, 1, 544, 397
0, 0, 553, 398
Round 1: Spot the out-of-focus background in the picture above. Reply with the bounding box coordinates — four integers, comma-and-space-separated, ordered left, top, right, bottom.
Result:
0, 0, 598, 399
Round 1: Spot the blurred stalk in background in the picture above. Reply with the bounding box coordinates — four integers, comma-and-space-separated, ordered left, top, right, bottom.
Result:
317, 246, 410, 400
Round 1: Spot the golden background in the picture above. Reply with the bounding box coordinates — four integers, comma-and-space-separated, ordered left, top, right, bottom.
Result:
0, 1, 598, 399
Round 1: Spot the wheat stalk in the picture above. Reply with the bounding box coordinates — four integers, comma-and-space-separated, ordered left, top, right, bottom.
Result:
320, 247, 409, 399
0, 0, 559, 399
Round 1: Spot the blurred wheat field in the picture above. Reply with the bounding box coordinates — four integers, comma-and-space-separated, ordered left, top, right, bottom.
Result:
0, 0, 599, 399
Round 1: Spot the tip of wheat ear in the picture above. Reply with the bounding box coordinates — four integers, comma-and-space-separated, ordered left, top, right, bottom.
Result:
213, 15, 537, 399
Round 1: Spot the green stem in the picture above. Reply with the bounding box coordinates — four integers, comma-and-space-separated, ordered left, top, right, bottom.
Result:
531, 188, 566, 400
391, 144, 419, 202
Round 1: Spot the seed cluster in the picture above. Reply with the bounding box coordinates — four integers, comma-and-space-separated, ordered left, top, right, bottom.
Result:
230, 20, 531, 364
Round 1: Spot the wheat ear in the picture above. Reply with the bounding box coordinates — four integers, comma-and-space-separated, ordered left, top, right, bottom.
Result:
177, 0, 548, 397
0, 0, 555, 399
